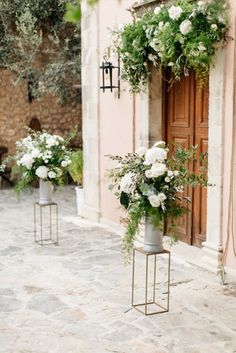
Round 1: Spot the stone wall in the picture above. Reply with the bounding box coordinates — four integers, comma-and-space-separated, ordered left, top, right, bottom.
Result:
0, 70, 82, 157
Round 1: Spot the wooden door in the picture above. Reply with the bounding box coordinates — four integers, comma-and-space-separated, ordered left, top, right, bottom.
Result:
164, 72, 208, 246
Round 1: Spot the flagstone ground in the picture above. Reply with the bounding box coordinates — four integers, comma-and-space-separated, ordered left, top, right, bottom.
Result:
0, 186, 235, 353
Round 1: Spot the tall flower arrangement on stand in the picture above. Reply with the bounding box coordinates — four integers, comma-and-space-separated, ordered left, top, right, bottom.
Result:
112, 0, 229, 92
107, 142, 208, 258
0, 129, 73, 194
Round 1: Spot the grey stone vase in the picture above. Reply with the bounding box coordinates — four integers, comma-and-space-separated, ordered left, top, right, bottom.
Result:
143, 217, 164, 253
39, 179, 53, 205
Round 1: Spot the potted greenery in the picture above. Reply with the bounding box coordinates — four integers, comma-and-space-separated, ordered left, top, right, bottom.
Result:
107, 141, 208, 259
68, 149, 84, 217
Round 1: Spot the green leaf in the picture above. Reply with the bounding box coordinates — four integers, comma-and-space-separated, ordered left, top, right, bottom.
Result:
120, 192, 130, 209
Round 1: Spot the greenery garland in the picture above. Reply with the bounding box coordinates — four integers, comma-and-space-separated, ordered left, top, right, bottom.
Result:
113, 0, 229, 93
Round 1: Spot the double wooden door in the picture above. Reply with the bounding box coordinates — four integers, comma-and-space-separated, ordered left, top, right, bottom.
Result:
164, 71, 208, 246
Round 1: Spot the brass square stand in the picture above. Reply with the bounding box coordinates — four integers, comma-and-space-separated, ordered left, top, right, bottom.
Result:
132, 247, 170, 316
34, 202, 59, 245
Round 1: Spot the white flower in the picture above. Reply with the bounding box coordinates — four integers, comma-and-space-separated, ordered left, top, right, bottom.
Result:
159, 21, 164, 29
168, 6, 183, 20
173, 170, 179, 176
48, 171, 56, 179
168, 62, 174, 66
198, 43, 206, 51
165, 177, 170, 183
144, 147, 167, 165
36, 166, 49, 179
61, 160, 68, 167
180, 20, 192, 35
150, 163, 167, 177
136, 146, 147, 156
211, 24, 218, 31
19, 154, 34, 169
46, 137, 57, 147
120, 172, 134, 193
154, 6, 161, 15
145, 170, 153, 178
154, 141, 166, 147
31, 148, 40, 158
167, 170, 174, 177
158, 192, 167, 203
148, 194, 161, 207
148, 192, 167, 207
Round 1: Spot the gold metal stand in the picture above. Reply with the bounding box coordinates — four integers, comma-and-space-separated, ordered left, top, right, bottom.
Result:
132, 247, 170, 315
34, 202, 59, 245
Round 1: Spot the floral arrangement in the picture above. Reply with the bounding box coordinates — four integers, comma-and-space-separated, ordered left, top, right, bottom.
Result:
0, 129, 73, 194
108, 142, 208, 257
112, 0, 229, 92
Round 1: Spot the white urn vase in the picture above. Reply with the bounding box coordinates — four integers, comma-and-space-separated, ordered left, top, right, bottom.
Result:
143, 217, 164, 253
39, 179, 53, 205
75, 186, 84, 217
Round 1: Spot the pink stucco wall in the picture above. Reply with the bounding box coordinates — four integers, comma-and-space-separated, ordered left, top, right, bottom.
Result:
222, 0, 236, 269
94, 0, 236, 270
98, 0, 135, 224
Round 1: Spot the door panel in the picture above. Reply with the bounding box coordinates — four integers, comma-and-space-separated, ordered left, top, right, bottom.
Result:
164, 73, 208, 246
192, 84, 209, 245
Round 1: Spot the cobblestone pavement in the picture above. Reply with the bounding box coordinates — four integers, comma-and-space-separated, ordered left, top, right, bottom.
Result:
0, 186, 236, 353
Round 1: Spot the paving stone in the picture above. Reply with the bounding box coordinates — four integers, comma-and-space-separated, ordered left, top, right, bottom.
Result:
0, 186, 235, 353
27, 294, 67, 315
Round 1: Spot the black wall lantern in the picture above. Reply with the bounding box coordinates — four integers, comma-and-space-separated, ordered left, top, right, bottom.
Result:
100, 57, 120, 98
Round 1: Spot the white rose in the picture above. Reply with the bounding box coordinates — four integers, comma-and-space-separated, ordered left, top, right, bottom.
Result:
167, 170, 174, 177
159, 21, 164, 29
211, 24, 218, 31
173, 170, 179, 176
48, 171, 56, 179
46, 137, 57, 147
31, 148, 40, 158
136, 146, 147, 157
148, 194, 161, 208
154, 6, 161, 15
168, 6, 183, 20
120, 172, 134, 193
36, 166, 49, 179
145, 170, 153, 178
180, 20, 192, 35
165, 177, 170, 183
150, 163, 167, 177
144, 147, 167, 165
61, 161, 68, 167
158, 192, 167, 203
19, 154, 34, 169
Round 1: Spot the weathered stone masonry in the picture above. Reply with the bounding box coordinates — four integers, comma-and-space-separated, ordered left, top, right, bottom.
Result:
0, 70, 82, 156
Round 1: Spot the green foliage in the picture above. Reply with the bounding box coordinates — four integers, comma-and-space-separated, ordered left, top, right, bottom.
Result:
68, 149, 83, 186
0, 0, 81, 104
112, 0, 229, 93
65, 0, 98, 23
